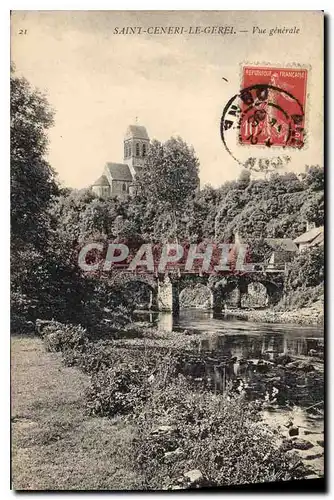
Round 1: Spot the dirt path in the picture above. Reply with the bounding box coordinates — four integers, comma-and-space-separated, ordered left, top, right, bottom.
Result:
11, 336, 139, 490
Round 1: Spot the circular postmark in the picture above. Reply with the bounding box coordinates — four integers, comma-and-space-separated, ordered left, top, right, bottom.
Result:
220, 83, 306, 172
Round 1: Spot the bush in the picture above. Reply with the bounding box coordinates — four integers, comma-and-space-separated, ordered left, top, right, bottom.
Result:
85, 348, 176, 417
35, 319, 64, 337
132, 374, 306, 489
276, 283, 324, 310
42, 322, 88, 353
86, 362, 150, 417
11, 292, 38, 334
62, 339, 117, 372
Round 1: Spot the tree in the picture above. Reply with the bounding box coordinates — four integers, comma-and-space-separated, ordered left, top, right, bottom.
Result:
300, 191, 324, 228
11, 66, 58, 251
11, 67, 60, 330
237, 169, 251, 189
134, 137, 200, 242
302, 165, 324, 191
287, 247, 324, 290
136, 137, 199, 206
243, 238, 273, 264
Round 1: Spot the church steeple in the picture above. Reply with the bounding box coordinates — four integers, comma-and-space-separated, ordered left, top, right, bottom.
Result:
123, 124, 150, 178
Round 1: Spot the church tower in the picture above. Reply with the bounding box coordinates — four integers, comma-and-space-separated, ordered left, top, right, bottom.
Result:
123, 124, 150, 179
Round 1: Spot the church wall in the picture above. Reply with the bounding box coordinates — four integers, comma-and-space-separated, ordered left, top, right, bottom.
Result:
111, 180, 131, 198
92, 185, 111, 199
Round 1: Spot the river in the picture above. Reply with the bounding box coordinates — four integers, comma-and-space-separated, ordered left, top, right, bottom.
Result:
137, 308, 323, 354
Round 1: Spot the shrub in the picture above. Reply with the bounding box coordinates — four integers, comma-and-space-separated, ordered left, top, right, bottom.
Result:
276, 283, 324, 310
62, 339, 117, 373
35, 319, 64, 337
43, 323, 88, 353
131, 374, 306, 490
85, 363, 149, 417
85, 348, 176, 418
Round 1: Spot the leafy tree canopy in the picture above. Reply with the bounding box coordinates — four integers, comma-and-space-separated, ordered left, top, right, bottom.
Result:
11, 67, 58, 251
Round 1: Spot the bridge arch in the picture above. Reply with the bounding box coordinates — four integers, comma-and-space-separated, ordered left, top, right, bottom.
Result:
258, 279, 284, 305
217, 275, 284, 309
121, 276, 159, 310
179, 283, 214, 310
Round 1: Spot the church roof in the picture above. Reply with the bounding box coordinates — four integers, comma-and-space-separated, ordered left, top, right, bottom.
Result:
124, 125, 149, 141
93, 174, 110, 187
105, 162, 133, 181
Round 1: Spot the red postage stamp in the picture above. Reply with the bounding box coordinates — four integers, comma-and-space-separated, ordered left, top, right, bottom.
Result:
239, 66, 308, 149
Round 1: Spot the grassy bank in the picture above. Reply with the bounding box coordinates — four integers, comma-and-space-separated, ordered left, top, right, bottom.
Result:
11, 336, 140, 490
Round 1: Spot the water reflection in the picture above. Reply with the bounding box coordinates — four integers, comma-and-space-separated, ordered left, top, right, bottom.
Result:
135, 308, 324, 359
135, 308, 324, 411
199, 333, 324, 360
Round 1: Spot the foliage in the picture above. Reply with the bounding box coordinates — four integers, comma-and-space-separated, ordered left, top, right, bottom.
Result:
85, 363, 149, 417
48, 165, 324, 288
135, 137, 200, 209
37, 320, 310, 488
11, 67, 60, 331
301, 165, 324, 191
10, 70, 105, 330
11, 289, 37, 333
244, 238, 273, 264
62, 339, 117, 373
50, 187, 129, 242
43, 323, 88, 353
85, 347, 175, 417
10, 67, 58, 251
287, 247, 324, 291
276, 283, 324, 310
131, 137, 200, 242
213, 170, 323, 241
36, 318, 65, 336
132, 374, 305, 489
300, 191, 324, 227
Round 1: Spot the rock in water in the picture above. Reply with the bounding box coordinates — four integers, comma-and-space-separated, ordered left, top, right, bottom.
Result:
289, 426, 299, 437
292, 438, 314, 450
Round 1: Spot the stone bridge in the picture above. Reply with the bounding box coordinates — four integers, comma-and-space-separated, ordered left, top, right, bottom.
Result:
120, 266, 286, 315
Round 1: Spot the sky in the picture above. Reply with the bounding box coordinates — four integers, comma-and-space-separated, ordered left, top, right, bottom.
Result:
11, 10, 323, 189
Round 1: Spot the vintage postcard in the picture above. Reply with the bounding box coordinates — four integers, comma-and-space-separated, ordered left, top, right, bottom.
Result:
10, 10, 324, 491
